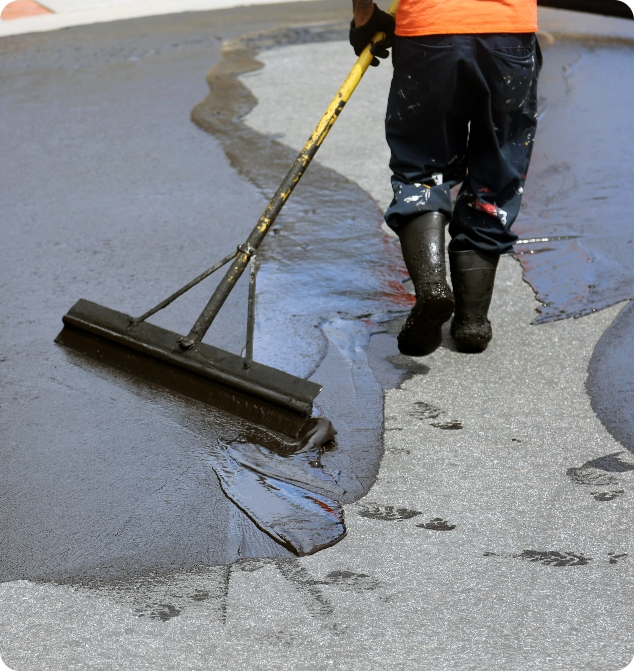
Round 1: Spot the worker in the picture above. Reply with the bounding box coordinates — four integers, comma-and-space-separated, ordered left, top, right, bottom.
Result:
349, 0, 542, 355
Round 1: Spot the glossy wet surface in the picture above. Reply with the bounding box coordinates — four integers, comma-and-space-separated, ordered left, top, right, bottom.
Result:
210, 440, 346, 556
517, 39, 634, 323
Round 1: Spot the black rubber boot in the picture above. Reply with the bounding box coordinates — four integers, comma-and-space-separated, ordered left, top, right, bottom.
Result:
449, 248, 499, 353
397, 212, 455, 356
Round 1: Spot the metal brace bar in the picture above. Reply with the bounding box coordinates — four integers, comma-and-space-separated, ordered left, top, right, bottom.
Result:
243, 251, 257, 370
131, 250, 238, 326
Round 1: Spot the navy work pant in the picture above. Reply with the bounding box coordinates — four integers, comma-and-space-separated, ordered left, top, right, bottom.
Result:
384, 33, 542, 254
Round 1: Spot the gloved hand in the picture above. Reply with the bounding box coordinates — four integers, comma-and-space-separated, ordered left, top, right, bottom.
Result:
349, 4, 396, 67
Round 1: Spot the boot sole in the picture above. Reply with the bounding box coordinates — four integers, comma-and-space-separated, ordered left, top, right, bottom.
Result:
454, 338, 490, 353
451, 323, 492, 354
398, 296, 455, 357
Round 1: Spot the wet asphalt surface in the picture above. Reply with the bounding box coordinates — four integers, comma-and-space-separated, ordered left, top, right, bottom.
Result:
0, 10, 280, 580
2, 4, 634, 670
0, 2, 360, 582
0, 2, 415, 582
515, 37, 634, 322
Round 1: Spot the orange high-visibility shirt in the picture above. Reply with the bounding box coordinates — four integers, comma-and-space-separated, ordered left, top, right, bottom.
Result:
395, 0, 538, 36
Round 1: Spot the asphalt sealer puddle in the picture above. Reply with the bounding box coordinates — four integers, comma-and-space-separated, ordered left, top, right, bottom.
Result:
203, 314, 425, 555
516, 40, 634, 324
208, 431, 347, 556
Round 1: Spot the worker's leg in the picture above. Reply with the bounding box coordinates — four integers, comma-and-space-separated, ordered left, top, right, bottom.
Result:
385, 35, 471, 355
449, 33, 542, 352
385, 34, 470, 230
449, 33, 542, 254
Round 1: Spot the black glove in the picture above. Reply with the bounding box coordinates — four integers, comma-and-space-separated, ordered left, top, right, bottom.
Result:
349, 4, 396, 67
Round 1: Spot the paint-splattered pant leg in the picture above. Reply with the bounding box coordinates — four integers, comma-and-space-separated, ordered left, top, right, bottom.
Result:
384, 34, 470, 228
385, 33, 542, 255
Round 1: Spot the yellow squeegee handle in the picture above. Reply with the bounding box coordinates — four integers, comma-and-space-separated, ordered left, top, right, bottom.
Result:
180, 0, 400, 349
305, 0, 400, 151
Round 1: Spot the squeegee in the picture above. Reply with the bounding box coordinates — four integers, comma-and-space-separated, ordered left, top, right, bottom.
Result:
56, 0, 399, 437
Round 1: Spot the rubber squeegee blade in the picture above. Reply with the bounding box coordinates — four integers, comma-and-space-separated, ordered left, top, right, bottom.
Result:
55, 299, 322, 437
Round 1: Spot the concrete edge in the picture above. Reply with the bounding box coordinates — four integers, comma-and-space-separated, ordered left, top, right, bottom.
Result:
538, 5, 634, 40
0, 0, 318, 37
